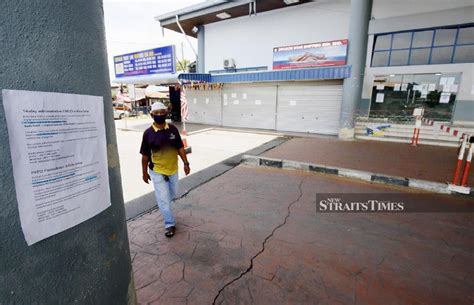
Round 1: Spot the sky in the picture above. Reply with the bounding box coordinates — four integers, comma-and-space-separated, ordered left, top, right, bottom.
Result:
103, 0, 206, 82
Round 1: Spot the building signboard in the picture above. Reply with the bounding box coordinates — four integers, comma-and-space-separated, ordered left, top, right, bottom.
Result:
273, 39, 348, 70
114, 45, 175, 78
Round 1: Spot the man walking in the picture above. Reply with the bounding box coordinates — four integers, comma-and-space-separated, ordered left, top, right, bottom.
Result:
140, 102, 190, 237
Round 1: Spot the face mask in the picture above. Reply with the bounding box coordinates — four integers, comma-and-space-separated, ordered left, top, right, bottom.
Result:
153, 114, 166, 124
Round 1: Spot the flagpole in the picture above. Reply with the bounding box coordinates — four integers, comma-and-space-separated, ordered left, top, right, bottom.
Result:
179, 81, 186, 133
178, 81, 191, 154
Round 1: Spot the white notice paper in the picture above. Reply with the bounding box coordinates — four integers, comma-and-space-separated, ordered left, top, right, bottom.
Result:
255, 100, 262, 105
223, 93, 228, 100
446, 77, 455, 86
413, 108, 423, 116
205, 98, 209, 104
394, 84, 401, 91
421, 84, 429, 94
376, 93, 384, 103
439, 77, 448, 86
428, 83, 436, 91
242, 93, 247, 100
2, 90, 111, 245
193, 98, 197, 104
231, 93, 237, 98
450, 84, 459, 93
376, 85, 385, 90
440, 92, 451, 104
289, 100, 297, 106
233, 100, 239, 105
401, 84, 408, 91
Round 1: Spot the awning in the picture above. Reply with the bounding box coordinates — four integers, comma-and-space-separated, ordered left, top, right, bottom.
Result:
116, 93, 131, 102
178, 66, 351, 83
156, 0, 313, 37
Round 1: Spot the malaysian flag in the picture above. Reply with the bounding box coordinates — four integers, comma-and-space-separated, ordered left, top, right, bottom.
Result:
180, 84, 189, 122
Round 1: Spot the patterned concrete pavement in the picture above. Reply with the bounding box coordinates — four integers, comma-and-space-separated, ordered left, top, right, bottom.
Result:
128, 165, 474, 305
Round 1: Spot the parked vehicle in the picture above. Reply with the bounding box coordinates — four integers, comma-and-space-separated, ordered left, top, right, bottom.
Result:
113, 102, 131, 119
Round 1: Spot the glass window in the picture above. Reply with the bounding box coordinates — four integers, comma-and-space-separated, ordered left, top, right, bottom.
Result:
392, 32, 412, 49
430, 47, 454, 64
412, 30, 433, 48
457, 27, 474, 44
390, 50, 409, 66
434, 28, 457, 46
413, 74, 438, 87
409, 48, 430, 65
372, 51, 390, 66
371, 26, 474, 67
453, 45, 474, 63
369, 73, 461, 122
374, 34, 392, 50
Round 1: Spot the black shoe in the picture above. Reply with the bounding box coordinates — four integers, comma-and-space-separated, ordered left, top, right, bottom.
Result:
165, 226, 176, 238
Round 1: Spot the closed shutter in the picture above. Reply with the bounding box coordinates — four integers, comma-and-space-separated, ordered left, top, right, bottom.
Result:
222, 84, 277, 129
186, 89, 222, 126
277, 81, 342, 135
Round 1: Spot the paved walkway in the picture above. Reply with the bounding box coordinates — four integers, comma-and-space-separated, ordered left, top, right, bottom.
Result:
262, 137, 473, 186
115, 117, 215, 134
116, 127, 277, 203
128, 165, 474, 305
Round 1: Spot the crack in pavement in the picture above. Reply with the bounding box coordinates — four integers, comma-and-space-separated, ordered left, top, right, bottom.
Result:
212, 178, 305, 305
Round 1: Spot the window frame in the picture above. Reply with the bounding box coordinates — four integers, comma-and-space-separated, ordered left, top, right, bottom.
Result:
371, 23, 474, 67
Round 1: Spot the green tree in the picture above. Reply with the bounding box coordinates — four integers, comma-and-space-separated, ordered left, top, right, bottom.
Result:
176, 58, 190, 72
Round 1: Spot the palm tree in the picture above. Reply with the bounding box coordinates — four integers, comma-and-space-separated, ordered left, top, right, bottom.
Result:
176, 59, 190, 72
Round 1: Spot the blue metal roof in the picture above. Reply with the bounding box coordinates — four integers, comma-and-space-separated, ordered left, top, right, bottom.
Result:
178, 66, 351, 83
177, 73, 212, 82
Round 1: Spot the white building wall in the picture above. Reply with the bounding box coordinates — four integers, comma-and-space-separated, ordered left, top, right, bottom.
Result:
204, 0, 350, 73
362, 5, 474, 122
370, 0, 474, 21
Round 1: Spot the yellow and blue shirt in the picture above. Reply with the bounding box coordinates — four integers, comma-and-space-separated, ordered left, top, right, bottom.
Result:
140, 123, 183, 176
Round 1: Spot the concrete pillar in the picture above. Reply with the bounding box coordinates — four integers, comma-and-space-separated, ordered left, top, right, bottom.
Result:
0, 1, 136, 305
197, 25, 206, 73
339, 0, 373, 139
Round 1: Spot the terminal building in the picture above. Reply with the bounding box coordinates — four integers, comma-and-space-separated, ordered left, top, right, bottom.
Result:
156, 0, 474, 138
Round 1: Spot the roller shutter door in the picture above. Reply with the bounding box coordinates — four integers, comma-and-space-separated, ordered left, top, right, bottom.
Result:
276, 82, 342, 135
222, 84, 277, 130
186, 89, 222, 126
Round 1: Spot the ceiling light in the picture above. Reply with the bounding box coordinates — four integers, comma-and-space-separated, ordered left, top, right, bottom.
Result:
390, 74, 395, 77
284, 0, 300, 5
435, 73, 442, 76
192, 26, 199, 34
216, 12, 231, 19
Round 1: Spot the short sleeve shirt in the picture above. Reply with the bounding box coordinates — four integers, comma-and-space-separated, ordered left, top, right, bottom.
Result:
140, 123, 183, 175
